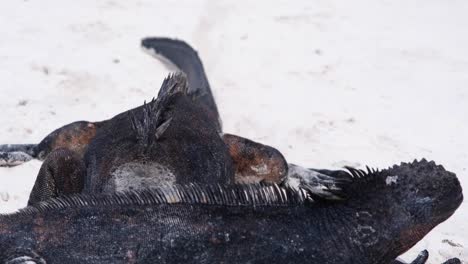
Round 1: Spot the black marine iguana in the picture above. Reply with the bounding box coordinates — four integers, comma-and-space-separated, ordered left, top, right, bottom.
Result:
1, 38, 288, 205
0, 38, 462, 263
0, 160, 463, 264
0, 38, 224, 166
25, 72, 238, 204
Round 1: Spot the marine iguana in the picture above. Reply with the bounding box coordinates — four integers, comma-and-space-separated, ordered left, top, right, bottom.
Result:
1, 38, 287, 204
0, 160, 462, 264
26, 72, 238, 203
0, 38, 462, 262
0, 38, 223, 166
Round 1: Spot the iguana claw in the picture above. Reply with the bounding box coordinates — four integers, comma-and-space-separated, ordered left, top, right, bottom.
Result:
283, 164, 350, 200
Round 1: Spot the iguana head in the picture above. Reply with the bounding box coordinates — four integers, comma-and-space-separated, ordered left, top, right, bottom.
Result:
341, 159, 463, 259
384, 159, 463, 251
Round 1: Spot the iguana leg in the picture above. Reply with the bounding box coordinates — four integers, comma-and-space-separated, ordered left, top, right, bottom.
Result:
222, 134, 288, 184
28, 148, 85, 205
33, 121, 99, 160
222, 134, 349, 199
0, 121, 99, 167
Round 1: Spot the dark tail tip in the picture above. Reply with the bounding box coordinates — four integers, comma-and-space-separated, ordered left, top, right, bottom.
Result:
141, 37, 208, 92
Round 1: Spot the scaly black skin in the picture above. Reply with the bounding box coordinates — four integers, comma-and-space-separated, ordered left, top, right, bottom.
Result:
0, 160, 463, 264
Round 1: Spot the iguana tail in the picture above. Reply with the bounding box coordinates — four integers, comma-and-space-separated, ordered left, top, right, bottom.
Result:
141, 37, 221, 131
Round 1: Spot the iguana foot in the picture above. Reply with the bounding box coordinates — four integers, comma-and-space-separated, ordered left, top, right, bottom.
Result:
28, 148, 85, 205
282, 164, 350, 200
33, 121, 98, 160
0, 151, 33, 167
0, 144, 36, 167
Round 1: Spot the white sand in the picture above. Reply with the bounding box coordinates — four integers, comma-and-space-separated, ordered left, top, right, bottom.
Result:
0, 1, 466, 262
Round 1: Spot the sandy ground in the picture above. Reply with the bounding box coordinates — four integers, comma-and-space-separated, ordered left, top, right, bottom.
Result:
0, 0, 467, 262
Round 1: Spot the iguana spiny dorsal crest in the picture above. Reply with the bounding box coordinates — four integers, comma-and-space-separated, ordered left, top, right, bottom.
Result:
129, 72, 189, 147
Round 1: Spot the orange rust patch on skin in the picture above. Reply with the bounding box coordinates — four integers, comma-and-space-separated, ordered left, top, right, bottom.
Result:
50, 122, 98, 158
223, 134, 287, 184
